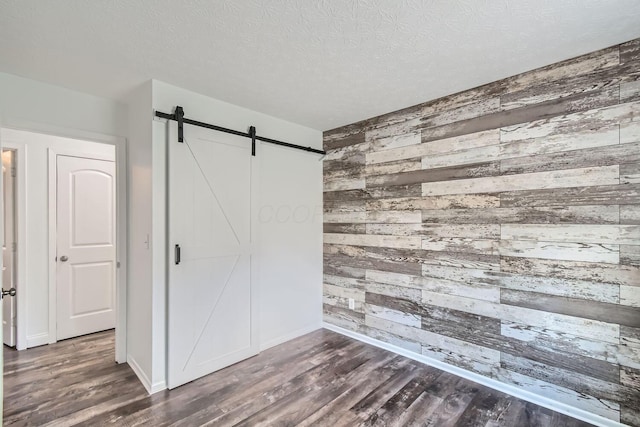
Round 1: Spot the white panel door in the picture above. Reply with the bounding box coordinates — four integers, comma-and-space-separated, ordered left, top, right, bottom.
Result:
56, 155, 116, 341
168, 121, 257, 389
2, 150, 16, 346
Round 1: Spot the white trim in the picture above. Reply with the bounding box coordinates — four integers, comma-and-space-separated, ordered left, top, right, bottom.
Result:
323, 322, 625, 427
250, 140, 261, 355
150, 379, 167, 394
115, 137, 128, 364
127, 356, 166, 395
259, 322, 322, 352
25, 332, 49, 348
0, 140, 28, 350
0, 125, 128, 363
47, 149, 56, 345
1, 119, 124, 147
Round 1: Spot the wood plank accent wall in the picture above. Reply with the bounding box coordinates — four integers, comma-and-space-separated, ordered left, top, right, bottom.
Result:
322, 38, 640, 426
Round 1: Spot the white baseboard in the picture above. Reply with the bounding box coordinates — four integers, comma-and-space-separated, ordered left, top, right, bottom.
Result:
323, 322, 624, 427
26, 332, 49, 348
149, 379, 167, 394
259, 322, 322, 352
127, 355, 166, 395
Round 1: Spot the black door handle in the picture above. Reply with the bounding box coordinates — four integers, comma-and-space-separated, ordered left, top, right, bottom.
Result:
175, 244, 181, 265
1, 288, 16, 299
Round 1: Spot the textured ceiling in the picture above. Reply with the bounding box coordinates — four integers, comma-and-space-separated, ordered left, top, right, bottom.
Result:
1, 0, 640, 130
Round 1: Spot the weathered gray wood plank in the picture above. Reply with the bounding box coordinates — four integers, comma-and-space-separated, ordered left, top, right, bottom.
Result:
366, 246, 500, 271
501, 256, 640, 287
621, 80, 640, 103
500, 140, 640, 176
323, 211, 367, 223
324, 304, 365, 330
501, 320, 640, 370
622, 406, 640, 427
621, 285, 640, 308
367, 223, 501, 239
421, 290, 619, 344
421, 237, 499, 256
323, 261, 366, 279
421, 97, 501, 129
367, 129, 499, 165
498, 274, 619, 304
323, 223, 366, 234
421, 88, 619, 144
498, 239, 619, 264
621, 39, 640, 65
324, 177, 365, 192
500, 100, 640, 144
323, 164, 364, 182
367, 270, 500, 303
499, 50, 622, 110
324, 199, 365, 213
501, 289, 640, 328
367, 161, 500, 188
367, 131, 421, 152
621, 120, 640, 143
501, 224, 640, 245
621, 205, 640, 225
491, 368, 619, 420
422, 165, 619, 197
324, 233, 422, 249
500, 183, 640, 207
499, 123, 619, 160
621, 244, 640, 266
367, 194, 500, 211
500, 353, 639, 410
323, 130, 365, 151
621, 163, 640, 184
421, 205, 618, 224
501, 45, 620, 96
416, 303, 621, 383
366, 210, 422, 224
365, 157, 422, 176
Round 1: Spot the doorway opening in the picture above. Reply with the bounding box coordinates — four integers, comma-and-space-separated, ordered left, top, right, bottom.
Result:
2, 149, 17, 348
0, 127, 127, 361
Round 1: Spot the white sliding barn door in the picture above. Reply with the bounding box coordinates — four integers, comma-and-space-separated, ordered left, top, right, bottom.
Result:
56, 155, 116, 340
167, 121, 257, 389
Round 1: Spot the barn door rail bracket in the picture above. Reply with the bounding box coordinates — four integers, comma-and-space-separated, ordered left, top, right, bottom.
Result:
154, 106, 326, 156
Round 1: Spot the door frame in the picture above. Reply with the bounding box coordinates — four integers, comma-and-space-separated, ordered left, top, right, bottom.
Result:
0, 142, 26, 351
0, 122, 127, 364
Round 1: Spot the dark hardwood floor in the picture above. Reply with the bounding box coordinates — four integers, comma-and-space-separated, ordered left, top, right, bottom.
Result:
3, 329, 593, 426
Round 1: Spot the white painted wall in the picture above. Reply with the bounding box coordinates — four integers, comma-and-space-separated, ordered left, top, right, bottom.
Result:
256, 143, 324, 349
124, 81, 156, 390
0, 128, 115, 348
150, 80, 323, 389
0, 72, 127, 137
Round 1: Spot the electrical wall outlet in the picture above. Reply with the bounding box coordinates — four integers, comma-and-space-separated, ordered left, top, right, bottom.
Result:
348, 298, 355, 310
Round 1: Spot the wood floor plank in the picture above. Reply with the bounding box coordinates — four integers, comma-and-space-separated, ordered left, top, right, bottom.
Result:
3, 329, 594, 427
361, 369, 441, 426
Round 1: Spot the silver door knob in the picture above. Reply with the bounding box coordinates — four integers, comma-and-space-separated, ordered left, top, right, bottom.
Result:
60, 255, 69, 262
